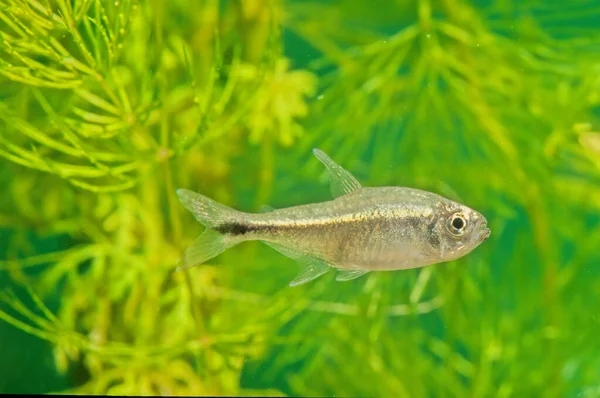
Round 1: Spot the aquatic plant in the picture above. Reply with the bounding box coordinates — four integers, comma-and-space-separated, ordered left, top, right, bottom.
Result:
1, 0, 599, 396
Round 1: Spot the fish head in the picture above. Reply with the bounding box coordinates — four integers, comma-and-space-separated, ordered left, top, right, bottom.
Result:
426, 199, 491, 262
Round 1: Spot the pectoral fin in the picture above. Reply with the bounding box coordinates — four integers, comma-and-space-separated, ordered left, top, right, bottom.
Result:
336, 269, 370, 281
313, 148, 362, 198
263, 241, 331, 286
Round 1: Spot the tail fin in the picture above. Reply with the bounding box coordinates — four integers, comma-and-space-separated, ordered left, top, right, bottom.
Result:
176, 189, 243, 228
176, 189, 245, 270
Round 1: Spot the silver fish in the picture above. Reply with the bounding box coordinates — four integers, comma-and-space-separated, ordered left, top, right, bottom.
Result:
177, 149, 491, 286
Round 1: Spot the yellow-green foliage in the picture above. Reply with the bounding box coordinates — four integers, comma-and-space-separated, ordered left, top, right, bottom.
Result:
1, 0, 599, 396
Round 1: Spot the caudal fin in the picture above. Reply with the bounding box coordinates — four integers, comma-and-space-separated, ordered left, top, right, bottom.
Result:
176, 189, 243, 228
178, 229, 237, 270
176, 189, 245, 270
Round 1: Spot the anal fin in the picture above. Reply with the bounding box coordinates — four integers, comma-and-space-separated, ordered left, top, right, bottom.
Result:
336, 269, 369, 281
263, 241, 331, 286
290, 258, 330, 287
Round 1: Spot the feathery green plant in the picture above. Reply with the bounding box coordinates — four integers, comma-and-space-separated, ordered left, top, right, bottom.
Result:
1, 0, 600, 396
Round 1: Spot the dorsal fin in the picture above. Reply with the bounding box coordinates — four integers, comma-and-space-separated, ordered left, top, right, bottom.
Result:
259, 205, 275, 213
313, 148, 362, 198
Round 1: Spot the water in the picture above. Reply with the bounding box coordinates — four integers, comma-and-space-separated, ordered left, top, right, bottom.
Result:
1, 0, 599, 396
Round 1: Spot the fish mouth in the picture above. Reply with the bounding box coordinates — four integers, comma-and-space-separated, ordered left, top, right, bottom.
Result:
479, 223, 491, 242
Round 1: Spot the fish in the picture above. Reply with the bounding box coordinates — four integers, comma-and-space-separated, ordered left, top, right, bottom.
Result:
176, 149, 491, 286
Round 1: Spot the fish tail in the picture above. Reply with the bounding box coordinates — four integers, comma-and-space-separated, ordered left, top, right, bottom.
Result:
176, 189, 247, 270
177, 189, 244, 228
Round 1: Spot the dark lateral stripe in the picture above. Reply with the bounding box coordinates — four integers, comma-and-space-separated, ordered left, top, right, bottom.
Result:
216, 214, 379, 236
215, 222, 250, 235
215, 222, 275, 235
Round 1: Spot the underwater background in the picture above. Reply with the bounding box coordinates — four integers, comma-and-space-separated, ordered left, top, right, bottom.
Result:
1, 0, 599, 396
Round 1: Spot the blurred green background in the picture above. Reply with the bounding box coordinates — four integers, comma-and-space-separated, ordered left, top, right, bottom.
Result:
1, 0, 600, 396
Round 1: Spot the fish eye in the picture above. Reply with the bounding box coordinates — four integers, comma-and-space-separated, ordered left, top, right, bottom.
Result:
447, 213, 467, 236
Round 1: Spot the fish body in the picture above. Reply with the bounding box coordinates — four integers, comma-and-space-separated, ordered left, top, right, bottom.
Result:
177, 149, 490, 286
